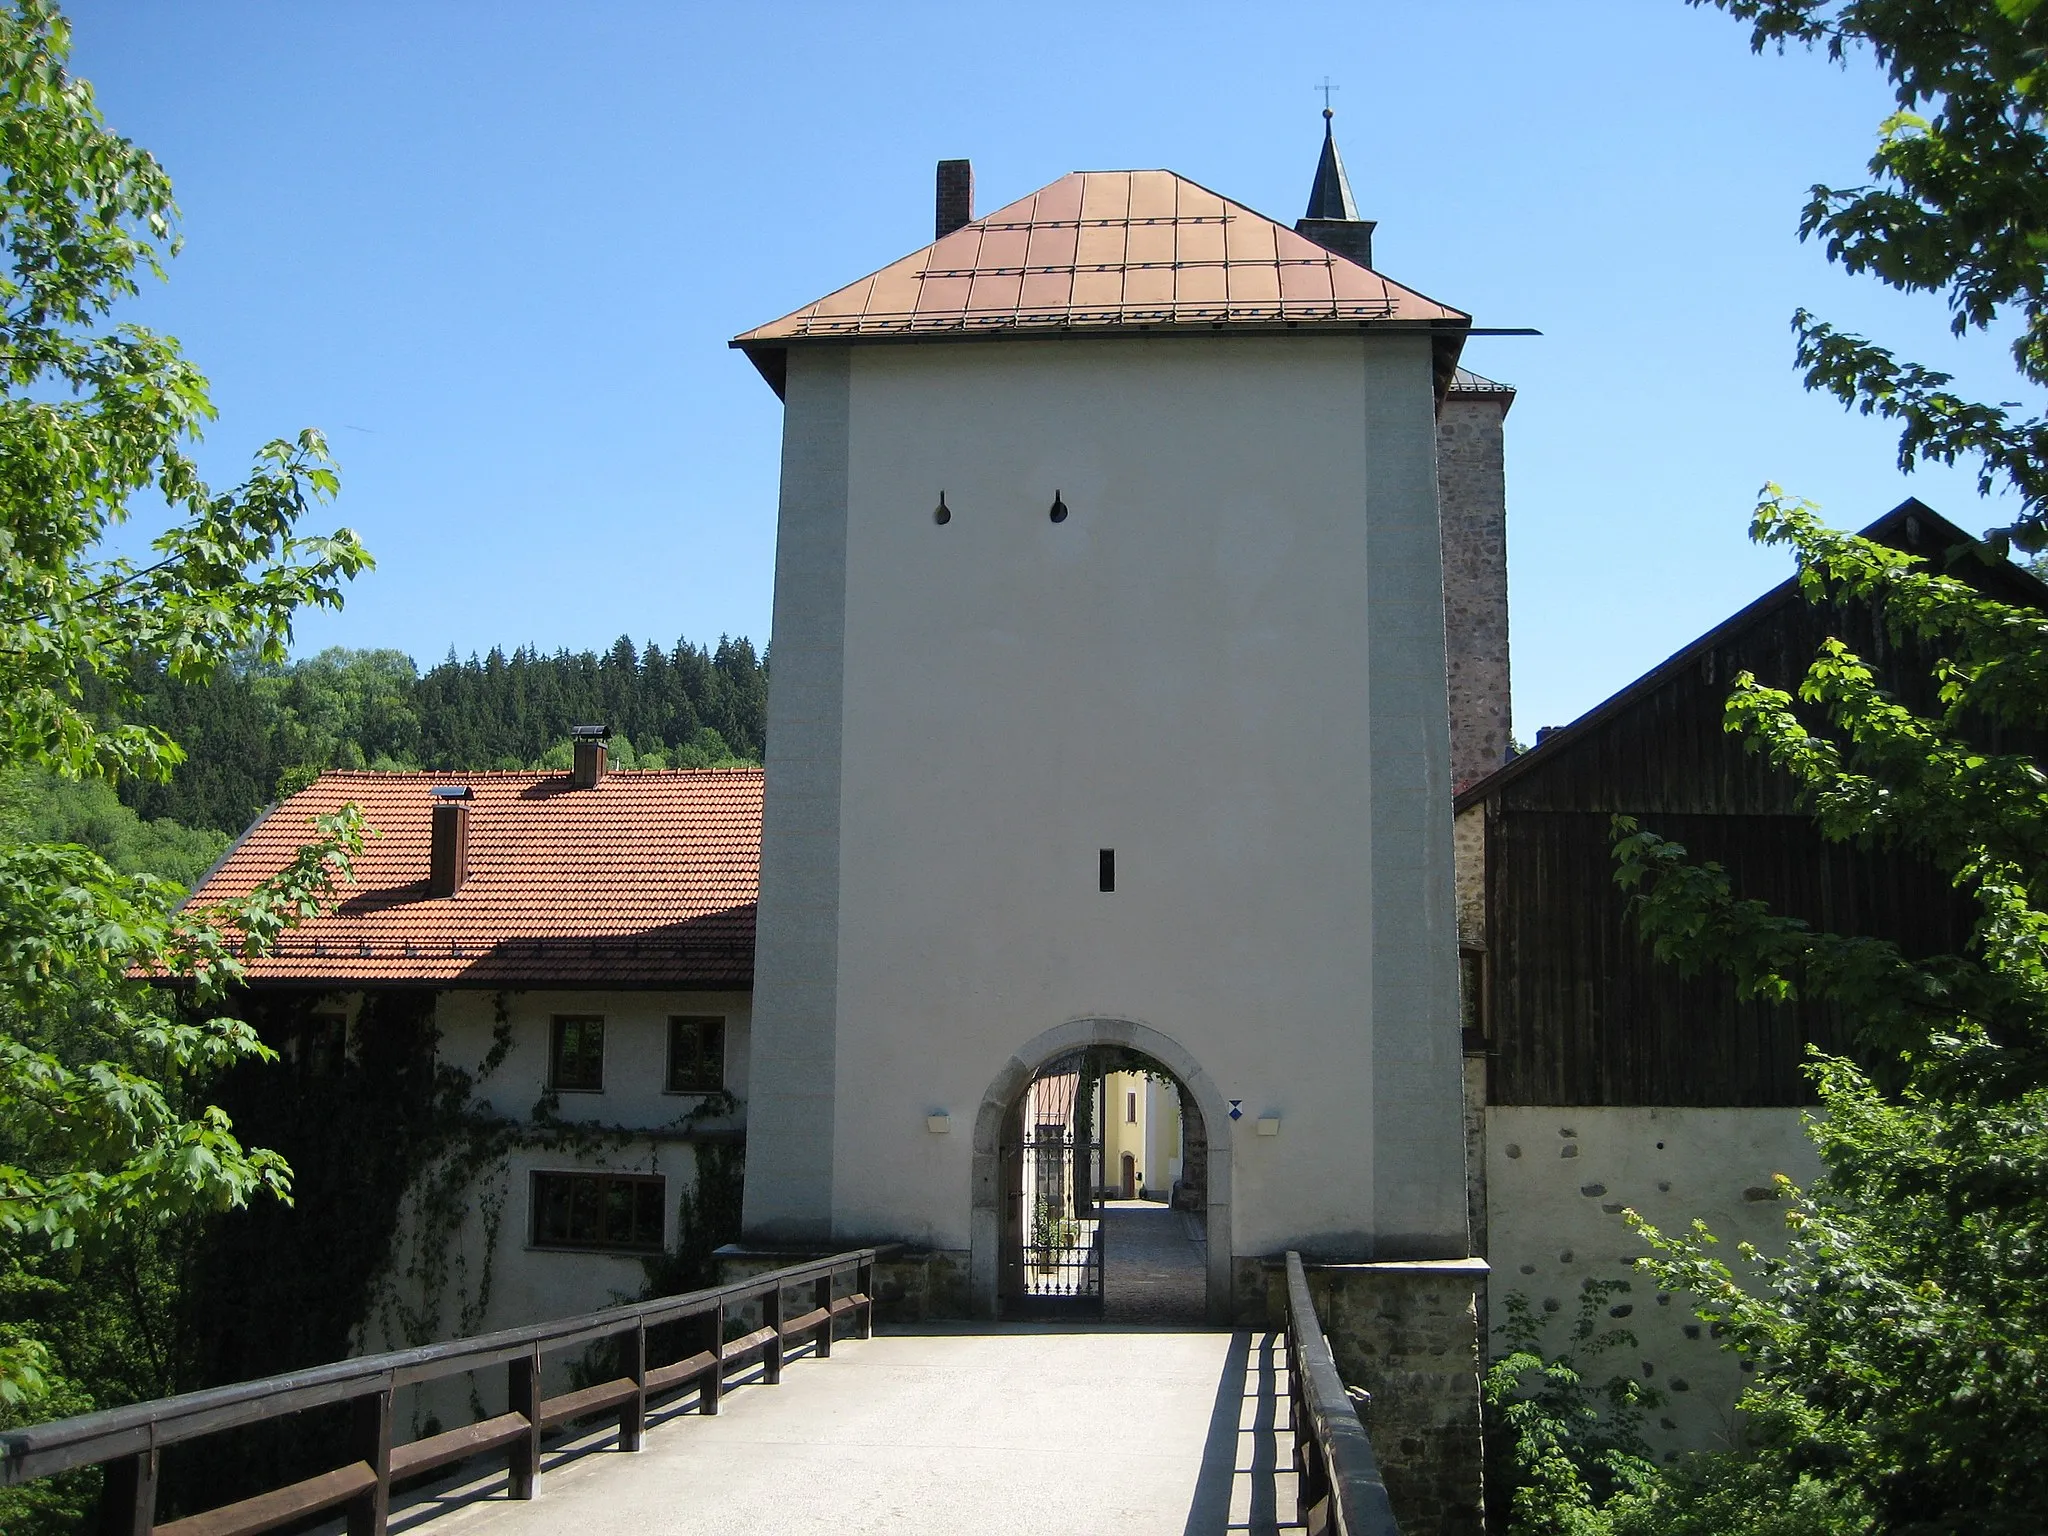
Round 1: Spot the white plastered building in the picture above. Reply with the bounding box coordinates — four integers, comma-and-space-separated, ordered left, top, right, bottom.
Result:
731, 147, 1500, 1320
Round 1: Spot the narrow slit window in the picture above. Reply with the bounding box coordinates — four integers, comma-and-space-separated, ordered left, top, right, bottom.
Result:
1126, 1090, 1138, 1124
1099, 849, 1115, 892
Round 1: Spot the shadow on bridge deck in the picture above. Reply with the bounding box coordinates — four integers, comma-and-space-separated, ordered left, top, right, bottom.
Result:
379, 1325, 1302, 1535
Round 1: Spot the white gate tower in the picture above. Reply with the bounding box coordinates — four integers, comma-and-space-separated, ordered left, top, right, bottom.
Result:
731, 142, 1480, 1319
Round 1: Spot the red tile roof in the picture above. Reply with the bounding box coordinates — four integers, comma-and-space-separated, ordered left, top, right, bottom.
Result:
184, 769, 762, 989
732, 169, 1468, 381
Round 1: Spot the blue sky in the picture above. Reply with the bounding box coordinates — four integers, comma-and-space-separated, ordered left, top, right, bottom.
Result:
67, 1, 2024, 738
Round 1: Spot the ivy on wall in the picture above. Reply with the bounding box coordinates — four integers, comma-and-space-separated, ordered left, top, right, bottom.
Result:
642, 1112, 746, 1298
5, 985, 753, 1532
353, 1014, 749, 1431
157, 987, 459, 1516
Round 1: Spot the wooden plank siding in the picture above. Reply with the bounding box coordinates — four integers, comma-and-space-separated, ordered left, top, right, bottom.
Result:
1482, 807, 1966, 1104
1465, 501, 2035, 1107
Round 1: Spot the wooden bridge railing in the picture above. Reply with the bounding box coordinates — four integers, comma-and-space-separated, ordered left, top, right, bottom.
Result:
0, 1247, 879, 1536
1283, 1251, 1402, 1536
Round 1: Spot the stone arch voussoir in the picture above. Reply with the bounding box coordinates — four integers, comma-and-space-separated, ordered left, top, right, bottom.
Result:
968, 1015, 1233, 1323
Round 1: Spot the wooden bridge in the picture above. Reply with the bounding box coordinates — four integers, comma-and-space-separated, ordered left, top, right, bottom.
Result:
0, 1252, 1400, 1536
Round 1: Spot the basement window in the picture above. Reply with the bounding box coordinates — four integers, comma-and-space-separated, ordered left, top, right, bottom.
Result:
667, 1015, 727, 1094
530, 1171, 665, 1253
550, 1015, 605, 1092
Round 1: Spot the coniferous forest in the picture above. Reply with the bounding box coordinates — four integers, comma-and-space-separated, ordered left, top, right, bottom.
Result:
120, 635, 768, 837
0, 637, 768, 901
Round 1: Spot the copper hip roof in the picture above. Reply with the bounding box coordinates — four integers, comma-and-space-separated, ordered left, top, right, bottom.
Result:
732, 169, 1469, 373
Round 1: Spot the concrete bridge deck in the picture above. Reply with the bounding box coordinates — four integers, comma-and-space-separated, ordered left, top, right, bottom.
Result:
388, 1326, 1302, 1536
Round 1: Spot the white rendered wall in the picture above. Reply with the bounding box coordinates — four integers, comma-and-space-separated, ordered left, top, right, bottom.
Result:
1105, 1071, 1147, 1196
743, 349, 849, 1242
1485, 1106, 1823, 1456
363, 1133, 704, 1437
746, 333, 1467, 1262
434, 988, 751, 1127
359, 989, 749, 1429
1147, 1077, 1181, 1199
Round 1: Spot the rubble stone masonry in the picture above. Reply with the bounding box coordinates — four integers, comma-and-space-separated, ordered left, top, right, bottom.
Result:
1437, 394, 1512, 792
1246, 1256, 1489, 1536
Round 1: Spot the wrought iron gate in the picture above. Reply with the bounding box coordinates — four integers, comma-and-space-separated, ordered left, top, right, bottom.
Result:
1000, 1057, 1104, 1316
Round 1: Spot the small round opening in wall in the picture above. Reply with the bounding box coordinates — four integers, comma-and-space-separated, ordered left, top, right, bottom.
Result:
1049, 490, 1068, 524
934, 491, 951, 525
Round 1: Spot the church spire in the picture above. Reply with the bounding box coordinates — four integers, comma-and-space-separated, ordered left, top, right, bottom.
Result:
1294, 108, 1377, 269
1304, 108, 1359, 222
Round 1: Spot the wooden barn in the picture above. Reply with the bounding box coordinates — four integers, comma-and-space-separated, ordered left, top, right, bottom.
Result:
1453, 498, 2046, 1457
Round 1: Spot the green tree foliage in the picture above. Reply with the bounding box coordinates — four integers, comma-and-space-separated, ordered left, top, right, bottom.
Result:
1482, 1282, 1661, 1536
1625, 1062, 2043, 1533
1595, 503, 2048, 1532
1485, 3, 2048, 1531
412, 632, 765, 776
0, 769, 227, 889
0, 0, 368, 1421
250, 647, 421, 775
1694, 0, 2048, 545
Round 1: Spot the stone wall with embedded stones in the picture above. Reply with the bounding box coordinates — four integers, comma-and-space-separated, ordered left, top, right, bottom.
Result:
716, 1245, 971, 1326
1247, 1257, 1489, 1536
868, 1247, 971, 1322
1436, 396, 1512, 792
1484, 1106, 1821, 1458
1462, 1056, 1488, 1257
1452, 803, 1485, 950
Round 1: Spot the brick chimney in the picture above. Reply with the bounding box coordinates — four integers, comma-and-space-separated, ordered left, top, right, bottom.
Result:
936, 159, 973, 239
571, 724, 608, 789
428, 786, 471, 897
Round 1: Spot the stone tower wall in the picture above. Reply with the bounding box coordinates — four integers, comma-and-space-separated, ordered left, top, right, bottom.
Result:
1436, 396, 1512, 792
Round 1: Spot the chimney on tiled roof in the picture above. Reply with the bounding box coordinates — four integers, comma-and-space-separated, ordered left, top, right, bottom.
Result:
936, 159, 973, 239
428, 785, 471, 897
1295, 110, 1376, 269
570, 724, 609, 789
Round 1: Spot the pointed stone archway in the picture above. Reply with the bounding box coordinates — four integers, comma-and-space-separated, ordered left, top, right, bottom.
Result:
970, 1016, 1233, 1323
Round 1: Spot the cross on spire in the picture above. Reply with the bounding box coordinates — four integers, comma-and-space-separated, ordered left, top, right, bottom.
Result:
1302, 86, 1360, 222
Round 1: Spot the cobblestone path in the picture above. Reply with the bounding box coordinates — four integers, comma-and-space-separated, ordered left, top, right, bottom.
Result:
1102, 1197, 1209, 1325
